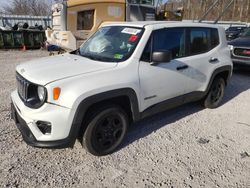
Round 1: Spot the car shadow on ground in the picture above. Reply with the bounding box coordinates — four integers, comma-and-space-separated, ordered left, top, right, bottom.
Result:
121, 69, 250, 150
122, 103, 202, 149
223, 69, 250, 104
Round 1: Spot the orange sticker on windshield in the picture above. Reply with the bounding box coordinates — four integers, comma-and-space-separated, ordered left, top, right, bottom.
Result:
128, 35, 138, 42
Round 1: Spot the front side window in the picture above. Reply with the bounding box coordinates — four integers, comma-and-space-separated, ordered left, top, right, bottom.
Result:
77, 10, 94, 30
80, 26, 144, 62
141, 28, 185, 62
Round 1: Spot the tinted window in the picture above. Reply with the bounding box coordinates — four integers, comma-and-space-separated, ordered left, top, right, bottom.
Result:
211, 28, 219, 48
190, 28, 210, 55
141, 27, 219, 61
141, 28, 185, 62
77, 10, 94, 30
189, 28, 219, 55
153, 28, 185, 59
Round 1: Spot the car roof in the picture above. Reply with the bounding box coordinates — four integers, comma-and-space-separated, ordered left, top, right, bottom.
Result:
102, 21, 222, 29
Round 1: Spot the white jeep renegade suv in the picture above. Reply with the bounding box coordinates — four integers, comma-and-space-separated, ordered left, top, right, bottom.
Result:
11, 22, 232, 156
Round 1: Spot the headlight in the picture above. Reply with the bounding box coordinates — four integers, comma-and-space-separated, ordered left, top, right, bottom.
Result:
37, 86, 46, 101
228, 45, 234, 51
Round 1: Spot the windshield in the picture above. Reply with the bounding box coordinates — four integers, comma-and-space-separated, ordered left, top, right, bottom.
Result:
241, 28, 250, 37
79, 26, 144, 62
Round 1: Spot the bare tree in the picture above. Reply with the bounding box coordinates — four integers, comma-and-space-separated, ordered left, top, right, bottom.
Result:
3, 0, 52, 16
167, 0, 250, 22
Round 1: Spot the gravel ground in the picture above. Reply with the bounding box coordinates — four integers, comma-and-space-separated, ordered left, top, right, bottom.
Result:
0, 50, 250, 188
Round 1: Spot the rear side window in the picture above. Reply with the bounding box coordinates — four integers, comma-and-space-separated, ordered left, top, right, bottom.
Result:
190, 28, 210, 55
77, 10, 94, 30
141, 27, 220, 62
189, 28, 219, 55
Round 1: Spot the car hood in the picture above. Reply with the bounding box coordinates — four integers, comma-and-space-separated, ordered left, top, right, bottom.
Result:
228, 37, 250, 47
16, 53, 118, 85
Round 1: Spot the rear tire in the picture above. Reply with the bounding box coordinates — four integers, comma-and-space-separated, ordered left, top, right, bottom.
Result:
82, 105, 128, 156
203, 77, 225, 109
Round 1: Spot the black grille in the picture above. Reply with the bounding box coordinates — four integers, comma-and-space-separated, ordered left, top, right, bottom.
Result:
233, 48, 250, 58
16, 73, 30, 102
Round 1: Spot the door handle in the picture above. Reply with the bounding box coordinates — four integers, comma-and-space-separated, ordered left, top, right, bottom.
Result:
176, 65, 189, 71
209, 57, 219, 63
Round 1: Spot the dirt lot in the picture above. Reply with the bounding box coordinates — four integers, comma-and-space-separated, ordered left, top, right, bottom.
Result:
0, 50, 250, 188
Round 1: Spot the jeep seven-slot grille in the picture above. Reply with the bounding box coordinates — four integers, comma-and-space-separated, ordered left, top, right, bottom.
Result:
233, 48, 250, 58
16, 73, 30, 102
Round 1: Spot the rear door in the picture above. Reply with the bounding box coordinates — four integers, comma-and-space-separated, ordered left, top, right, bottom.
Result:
183, 27, 221, 94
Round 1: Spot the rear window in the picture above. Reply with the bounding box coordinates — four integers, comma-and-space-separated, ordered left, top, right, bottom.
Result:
77, 10, 94, 30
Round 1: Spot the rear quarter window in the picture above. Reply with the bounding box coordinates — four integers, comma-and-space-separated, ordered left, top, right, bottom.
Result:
211, 28, 219, 48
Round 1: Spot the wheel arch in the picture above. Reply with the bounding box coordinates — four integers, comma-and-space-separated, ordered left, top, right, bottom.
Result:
68, 88, 140, 145
206, 65, 232, 94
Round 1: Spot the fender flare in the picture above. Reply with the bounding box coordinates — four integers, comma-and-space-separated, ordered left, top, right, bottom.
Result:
67, 88, 140, 146
205, 65, 232, 95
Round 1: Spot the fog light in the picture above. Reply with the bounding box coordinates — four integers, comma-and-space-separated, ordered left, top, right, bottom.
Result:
37, 121, 51, 135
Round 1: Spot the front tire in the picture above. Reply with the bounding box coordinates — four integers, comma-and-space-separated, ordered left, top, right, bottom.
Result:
82, 105, 128, 156
203, 77, 225, 109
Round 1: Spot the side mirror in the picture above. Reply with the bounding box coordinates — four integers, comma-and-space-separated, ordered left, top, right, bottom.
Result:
151, 50, 172, 64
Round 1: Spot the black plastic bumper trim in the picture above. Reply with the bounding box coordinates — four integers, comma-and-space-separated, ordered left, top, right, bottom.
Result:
11, 102, 74, 149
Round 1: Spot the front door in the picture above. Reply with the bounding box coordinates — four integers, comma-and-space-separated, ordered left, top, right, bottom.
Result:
139, 28, 189, 111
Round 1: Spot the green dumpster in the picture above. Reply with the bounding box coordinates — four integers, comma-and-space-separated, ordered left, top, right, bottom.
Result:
13, 32, 24, 48
33, 32, 43, 48
2, 31, 14, 48
0, 32, 3, 48
23, 32, 34, 48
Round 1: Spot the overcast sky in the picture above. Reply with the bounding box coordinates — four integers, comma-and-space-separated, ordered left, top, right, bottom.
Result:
0, 0, 9, 6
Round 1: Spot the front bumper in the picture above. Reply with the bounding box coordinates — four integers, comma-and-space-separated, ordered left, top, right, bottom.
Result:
11, 90, 75, 148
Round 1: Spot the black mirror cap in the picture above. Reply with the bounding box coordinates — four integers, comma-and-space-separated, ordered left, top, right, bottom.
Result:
152, 50, 172, 63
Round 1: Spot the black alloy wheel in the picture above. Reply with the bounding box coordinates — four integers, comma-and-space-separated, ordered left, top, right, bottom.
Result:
82, 105, 128, 156
204, 77, 225, 109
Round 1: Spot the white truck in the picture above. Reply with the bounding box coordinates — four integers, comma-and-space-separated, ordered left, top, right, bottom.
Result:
11, 22, 232, 156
